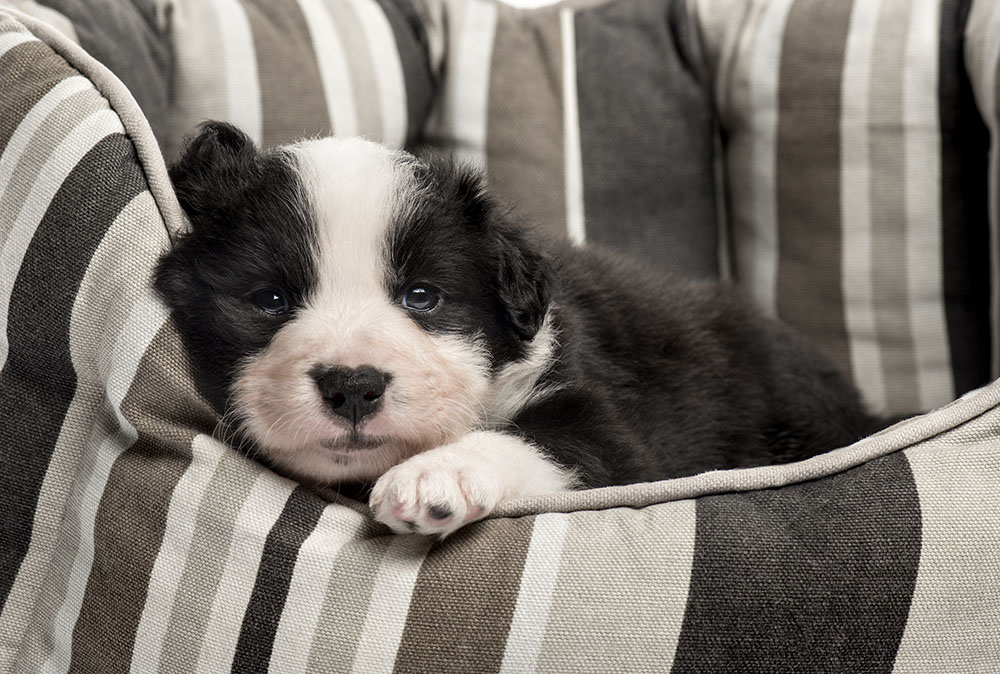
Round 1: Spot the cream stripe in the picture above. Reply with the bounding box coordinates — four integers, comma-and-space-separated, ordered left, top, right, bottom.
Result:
498, 513, 571, 674
449, 0, 498, 169
128, 434, 228, 674
840, 0, 887, 413
350, 0, 407, 148
296, 0, 359, 137
0, 76, 90, 201
892, 443, 1000, 671
1, 193, 167, 673
267, 504, 370, 673
969, 0, 1000, 379
17, 3, 78, 43
0, 108, 121, 370
194, 475, 295, 674
0, 28, 34, 56
560, 8, 585, 245
349, 535, 434, 674
38, 282, 169, 674
903, 0, 953, 410
208, 0, 262, 144
747, 0, 795, 316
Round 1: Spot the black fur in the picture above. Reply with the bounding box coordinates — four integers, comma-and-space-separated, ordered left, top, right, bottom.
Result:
157, 122, 883, 487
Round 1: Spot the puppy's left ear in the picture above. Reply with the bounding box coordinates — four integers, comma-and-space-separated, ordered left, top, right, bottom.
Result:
453, 169, 552, 341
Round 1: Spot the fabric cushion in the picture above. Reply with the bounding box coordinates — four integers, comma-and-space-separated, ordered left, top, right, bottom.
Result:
692, 0, 992, 415
417, 0, 721, 278
165, 0, 435, 159
2, 0, 172, 147
3, 6, 999, 674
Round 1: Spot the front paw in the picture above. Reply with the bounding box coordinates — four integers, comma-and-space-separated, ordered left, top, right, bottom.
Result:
369, 445, 503, 537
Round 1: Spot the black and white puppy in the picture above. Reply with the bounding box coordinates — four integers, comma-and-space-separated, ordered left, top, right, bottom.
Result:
156, 122, 881, 536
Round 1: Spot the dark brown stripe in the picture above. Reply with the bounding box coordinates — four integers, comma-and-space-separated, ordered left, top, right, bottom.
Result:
0, 38, 73, 151
69, 326, 216, 672
939, 0, 991, 397
486, 8, 566, 241
774, 0, 854, 374
243, 0, 330, 146
231, 487, 326, 673
0, 133, 143, 611
392, 517, 536, 674
577, 0, 719, 277
671, 452, 922, 673
373, 0, 435, 148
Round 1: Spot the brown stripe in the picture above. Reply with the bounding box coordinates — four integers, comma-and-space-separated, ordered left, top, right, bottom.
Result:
0, 36, 73, 151
69, 325, 216, 672
486, 8, 566, 240
869, 2, 920, 410
774, 0, 855, 373
243, 0, 331, 146
393, 517, 536, 674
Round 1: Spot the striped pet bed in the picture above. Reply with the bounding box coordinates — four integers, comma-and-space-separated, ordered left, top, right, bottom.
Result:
1, 4, 999, 674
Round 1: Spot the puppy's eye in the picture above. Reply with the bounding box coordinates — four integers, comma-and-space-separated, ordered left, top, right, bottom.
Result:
402, 284, 440, 312
250, 289, 289, 315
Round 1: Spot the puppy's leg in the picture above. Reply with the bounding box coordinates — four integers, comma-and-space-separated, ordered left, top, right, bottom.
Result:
369, 430, 575, 537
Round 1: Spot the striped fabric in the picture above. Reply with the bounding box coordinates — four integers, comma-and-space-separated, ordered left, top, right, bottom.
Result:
3, 5, 1000, 674
419, 0, 721, 277
692, 0, 992, 415
166, 0, 434, 159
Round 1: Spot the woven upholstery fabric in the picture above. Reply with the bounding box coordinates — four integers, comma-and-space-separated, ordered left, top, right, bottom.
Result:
417, 0, 720, 278
693, 0, 993, 416
165, 0, 435, 160
2, 5, 1000, 674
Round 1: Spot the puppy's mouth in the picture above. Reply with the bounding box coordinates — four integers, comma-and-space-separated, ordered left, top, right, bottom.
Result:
320, 432, 389, 453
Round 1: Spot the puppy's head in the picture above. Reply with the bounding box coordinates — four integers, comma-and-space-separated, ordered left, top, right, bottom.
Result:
156, 122, 552, 484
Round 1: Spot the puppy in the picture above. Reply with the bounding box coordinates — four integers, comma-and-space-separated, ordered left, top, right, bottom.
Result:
156, 122, 882, 536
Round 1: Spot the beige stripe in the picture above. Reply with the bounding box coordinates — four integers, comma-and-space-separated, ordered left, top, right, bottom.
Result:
295, 0, 359, 136
349, 0, 407, 148
447, 0, 497, 168
535, 501, 697, 672
903, 0, 953, 410
893, 441, 1000, 670
0, 107, 121, 370
869, 1, 920, 412
840, 0, 887, 413
5, 1, 78, 42
742, 0, 794, 315
153, 449, 263, 673
320, 0, 381, 140
487, 8, 566, 240
210, 0, 263, 143
1, 193, 168, 672
499, 513, 570, 674
128, 434, 228, 674
304, 532, 392, 672
349, 535, 434, 674
195, 473, 295, 673
267, 504, 371, 672
560, 8, 585, 245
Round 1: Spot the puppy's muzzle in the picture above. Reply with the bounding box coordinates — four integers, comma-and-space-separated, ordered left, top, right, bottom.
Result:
310, 365, 391, 426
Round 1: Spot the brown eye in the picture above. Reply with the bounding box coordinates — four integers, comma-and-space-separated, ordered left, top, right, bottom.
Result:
250, 288, 289, 315
402, 284, 440, 312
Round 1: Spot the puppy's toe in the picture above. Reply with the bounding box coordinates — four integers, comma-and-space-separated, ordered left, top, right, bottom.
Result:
369, 448, 502, 537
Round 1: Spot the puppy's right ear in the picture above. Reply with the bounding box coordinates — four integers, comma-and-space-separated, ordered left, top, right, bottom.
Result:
170, 121, 257, 223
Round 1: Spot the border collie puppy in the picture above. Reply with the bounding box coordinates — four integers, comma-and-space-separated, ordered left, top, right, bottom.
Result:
156, 122, 881, 536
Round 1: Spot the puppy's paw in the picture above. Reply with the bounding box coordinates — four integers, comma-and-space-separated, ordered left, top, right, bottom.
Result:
369, 444, 503, 537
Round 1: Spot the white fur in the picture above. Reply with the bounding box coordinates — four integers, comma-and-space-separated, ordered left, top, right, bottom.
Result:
369, 430, 575, 536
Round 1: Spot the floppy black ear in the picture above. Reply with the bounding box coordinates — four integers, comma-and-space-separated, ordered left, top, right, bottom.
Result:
169, 121, 258, 224
452, 167, 552, 341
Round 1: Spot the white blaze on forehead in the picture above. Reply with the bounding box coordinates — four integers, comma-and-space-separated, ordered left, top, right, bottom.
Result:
289, 137, 415, 302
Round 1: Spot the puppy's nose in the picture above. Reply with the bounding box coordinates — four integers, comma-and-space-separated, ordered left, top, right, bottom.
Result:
311, 365, 390, 426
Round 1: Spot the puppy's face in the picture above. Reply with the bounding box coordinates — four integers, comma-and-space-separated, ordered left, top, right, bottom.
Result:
156, 123, 551, 484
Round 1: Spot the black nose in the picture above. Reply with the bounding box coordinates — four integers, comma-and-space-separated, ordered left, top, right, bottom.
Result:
310, 365, 390, 426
